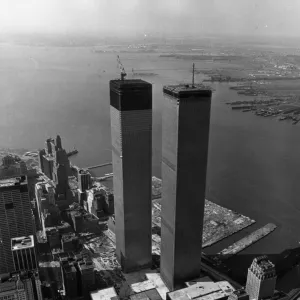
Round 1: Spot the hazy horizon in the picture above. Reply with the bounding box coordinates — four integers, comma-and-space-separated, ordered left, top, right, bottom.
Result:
1, 0, 300, 38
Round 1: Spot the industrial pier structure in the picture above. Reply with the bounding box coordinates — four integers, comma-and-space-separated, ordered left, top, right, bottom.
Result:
109, 79, 153, 272
160, 85, 212, 290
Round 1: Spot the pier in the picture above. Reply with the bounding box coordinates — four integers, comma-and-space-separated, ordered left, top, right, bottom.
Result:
86, 162, 112, 170
218, 223, 277, 259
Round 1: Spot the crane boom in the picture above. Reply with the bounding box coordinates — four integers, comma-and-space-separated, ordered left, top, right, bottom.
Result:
117, 55, 127, 80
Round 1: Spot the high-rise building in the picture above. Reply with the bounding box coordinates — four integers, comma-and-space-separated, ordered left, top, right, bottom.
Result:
78, 169, 91, 192
109, 79, 152, 272
11, 235, 38, 272
0, 155, 28, 180
61, 261, 78, 299
38, 135, 73, 206
0, 271, 42, 300
77, 259, 95, 296
0, 177, 34, 273
0, 274, 27, 300
160, 85, 212, 290
245, 256, 277, 300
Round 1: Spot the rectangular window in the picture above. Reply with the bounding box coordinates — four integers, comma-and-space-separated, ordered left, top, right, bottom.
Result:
5, 203, 14, 209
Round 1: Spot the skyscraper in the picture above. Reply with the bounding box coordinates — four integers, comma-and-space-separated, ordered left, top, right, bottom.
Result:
61, 261, 78, 299
245, 256, 277, 300
78, 169, 91, 193
0, 177, 34, 273
110, 79, 152, 272
160, 84, 212, 290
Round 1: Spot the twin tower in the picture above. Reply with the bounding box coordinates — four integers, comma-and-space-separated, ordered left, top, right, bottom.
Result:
109, 79, 212, 291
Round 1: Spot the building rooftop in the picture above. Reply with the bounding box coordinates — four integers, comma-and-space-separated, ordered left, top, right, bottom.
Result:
163, 84, 212, 98
78, 260, 94, 271
253, 256, 275, 271
79, 169, 90, 175
0, 176, 27, 187
167, 281, 235, 300
63, 263, 77, 274
110, 79, 151, 88
130, 288, 162, 300
11, 235, 34, 251
39, 261, 60, 268
231, 289, 248, 297
90, 287, 118, 300
61, 233, 77, 242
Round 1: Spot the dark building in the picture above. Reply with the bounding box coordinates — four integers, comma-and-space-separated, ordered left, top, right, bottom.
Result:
46, 228, 61, 250
61, 261, 78, 299
38, 135, 73, 204
38, 149, 46, 173
245, 256, 277, 300
0, 177, 35, 273
160, 85, 212, 290
109, 79, 153, 272
76, 259, 95, 296
11, 235, 38, 272
78, 169, 91, 192
52, 136, 71, 198
61, 233, 79, 252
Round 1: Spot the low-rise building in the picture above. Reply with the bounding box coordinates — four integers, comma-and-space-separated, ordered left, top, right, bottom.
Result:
167, 281, 235, 300
90, 287, 119, 300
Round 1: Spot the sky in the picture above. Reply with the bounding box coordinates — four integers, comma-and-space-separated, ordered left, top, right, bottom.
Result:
0, 0, 300, 37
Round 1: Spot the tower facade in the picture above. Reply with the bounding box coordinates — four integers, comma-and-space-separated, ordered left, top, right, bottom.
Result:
11, 236, 38, 272
0, 177, 34, 273
245, 256, 277, 300
160, 85, 212, 290
78, 169, 91, 192
110, 79, 152, 272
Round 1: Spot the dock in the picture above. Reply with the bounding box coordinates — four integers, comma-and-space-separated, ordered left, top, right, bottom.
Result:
94, 174, 113, 181
218, 223, 277, 259
86, 162, 112, 170
67, 149, 78, 157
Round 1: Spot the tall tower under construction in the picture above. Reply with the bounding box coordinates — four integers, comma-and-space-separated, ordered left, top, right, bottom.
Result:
160, 84, 212, 290
109, 79, 152, 272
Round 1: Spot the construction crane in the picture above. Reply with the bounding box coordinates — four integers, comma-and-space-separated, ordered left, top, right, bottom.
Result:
117, 55, 127, 80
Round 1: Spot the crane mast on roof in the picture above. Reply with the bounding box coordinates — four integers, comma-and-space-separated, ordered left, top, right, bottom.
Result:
117, 55, 127, 80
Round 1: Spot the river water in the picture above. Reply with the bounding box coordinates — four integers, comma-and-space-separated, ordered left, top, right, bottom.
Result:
1, 46, 300, 290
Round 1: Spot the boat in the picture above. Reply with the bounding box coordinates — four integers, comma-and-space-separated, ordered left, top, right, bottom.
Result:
279, 116, 287, 121
242, 109, 251, 112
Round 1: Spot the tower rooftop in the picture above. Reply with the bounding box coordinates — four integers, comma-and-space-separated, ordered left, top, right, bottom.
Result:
253, 255, 275, 271
11, 235, 35, 251
163, 84, 212, 98
0, 177, 27, 187
110, 79, 151, 88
